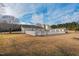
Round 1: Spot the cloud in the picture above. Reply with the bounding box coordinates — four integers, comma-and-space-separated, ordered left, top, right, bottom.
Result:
52, 11, 79, 24
1, 3, 79, 25
44, 4, 79, 24
31, 13, 44, 24
0, 3, 6, 15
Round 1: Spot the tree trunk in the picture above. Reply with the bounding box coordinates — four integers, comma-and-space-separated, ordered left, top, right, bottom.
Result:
9, 28, 12, 34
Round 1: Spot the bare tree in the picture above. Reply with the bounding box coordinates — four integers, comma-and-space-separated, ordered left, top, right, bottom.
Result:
0, 3, 20, 33
2, 15, 19, 24
1, 15, 20, 33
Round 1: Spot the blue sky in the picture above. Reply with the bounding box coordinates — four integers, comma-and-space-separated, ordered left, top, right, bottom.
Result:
3, 3, 79, 25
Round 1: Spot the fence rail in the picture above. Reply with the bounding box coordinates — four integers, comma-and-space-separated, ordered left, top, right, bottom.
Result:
25, 29, 66, 36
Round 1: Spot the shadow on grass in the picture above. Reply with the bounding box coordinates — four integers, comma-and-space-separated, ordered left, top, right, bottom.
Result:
73, 37, 79, 40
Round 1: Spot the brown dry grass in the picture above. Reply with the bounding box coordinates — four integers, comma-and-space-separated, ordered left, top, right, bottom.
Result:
0, 32, 79, 56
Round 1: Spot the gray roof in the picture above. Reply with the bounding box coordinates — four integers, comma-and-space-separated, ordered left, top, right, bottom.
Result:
21, 25, 43, 29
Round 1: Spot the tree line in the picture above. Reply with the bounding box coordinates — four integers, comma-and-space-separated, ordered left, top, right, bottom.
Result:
51, 22, 79, 31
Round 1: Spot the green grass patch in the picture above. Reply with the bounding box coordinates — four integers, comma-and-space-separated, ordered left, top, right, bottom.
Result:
0, 34, 17, 39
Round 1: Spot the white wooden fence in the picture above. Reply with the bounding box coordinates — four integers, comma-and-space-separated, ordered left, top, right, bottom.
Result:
24, 28, 66, 36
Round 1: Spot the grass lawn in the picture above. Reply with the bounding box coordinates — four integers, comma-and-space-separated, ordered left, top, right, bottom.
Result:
0, 34, 16, 39
0, 32, 22, 39
0, 32, 79, 56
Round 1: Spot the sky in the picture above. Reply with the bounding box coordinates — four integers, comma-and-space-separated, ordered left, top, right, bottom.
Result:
1, 3, 79, 25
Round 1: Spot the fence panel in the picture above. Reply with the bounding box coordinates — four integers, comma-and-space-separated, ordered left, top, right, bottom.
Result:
25, 29, 66, 36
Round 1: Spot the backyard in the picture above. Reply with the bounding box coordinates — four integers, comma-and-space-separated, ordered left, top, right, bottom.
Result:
0, 32, 79, 56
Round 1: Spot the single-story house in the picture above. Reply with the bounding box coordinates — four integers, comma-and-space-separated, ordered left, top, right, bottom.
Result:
21, 24, 67, 36
21, 25, 44, 36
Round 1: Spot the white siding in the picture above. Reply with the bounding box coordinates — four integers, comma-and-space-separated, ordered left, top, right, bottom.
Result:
25, 31, 36, 36
21, 27, 66, 36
